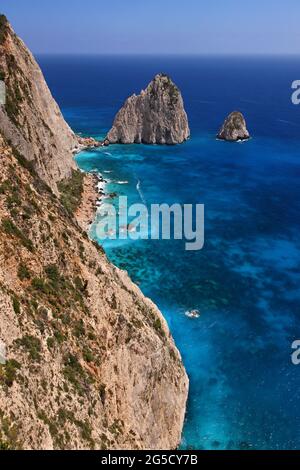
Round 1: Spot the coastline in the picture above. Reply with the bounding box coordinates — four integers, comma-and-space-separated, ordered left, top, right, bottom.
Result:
75, 170, 107, 232
74, 137, 109, 232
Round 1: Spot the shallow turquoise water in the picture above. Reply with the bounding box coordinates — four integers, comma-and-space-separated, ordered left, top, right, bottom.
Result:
76, 134, 300, 450
40, 55, 300, 450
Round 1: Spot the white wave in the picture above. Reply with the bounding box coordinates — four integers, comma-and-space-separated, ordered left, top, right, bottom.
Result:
136, 179, 147, 205
185, 310, 200, 319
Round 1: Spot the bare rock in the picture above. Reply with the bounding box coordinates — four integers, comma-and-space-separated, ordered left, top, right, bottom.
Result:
217, 111, 250, 142
0, 133, 189, 450
107, 74, 190, 145
0, 15, 77, 193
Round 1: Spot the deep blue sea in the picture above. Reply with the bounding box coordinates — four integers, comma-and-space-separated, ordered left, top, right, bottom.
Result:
39, 55, 300, 450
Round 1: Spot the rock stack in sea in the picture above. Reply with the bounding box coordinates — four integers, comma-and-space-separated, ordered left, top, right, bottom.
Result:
107, 73, 190, 145
217, 111, 250, 142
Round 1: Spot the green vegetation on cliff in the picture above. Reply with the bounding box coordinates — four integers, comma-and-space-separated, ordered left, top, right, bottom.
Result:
58, 170, 84, 215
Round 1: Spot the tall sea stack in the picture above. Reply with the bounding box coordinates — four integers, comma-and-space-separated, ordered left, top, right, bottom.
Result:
107, 74, 190, 145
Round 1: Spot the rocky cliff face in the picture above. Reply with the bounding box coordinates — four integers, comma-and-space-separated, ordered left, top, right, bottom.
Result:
217, 111, 250, 142
107, 74, 190, 145
0, 131, 188, 451
0, 15, 78, 193
0, 17, 188, 450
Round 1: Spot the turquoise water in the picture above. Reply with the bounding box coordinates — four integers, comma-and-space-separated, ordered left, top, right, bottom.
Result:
40, 56, 300, 450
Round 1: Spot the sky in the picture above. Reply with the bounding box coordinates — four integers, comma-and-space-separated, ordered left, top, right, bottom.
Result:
1, 0, 299, 55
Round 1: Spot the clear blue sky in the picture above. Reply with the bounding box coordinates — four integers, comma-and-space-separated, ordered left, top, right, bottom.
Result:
1, 0, 299, 55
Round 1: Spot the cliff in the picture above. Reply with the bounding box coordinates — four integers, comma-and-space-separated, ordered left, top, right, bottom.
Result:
107, 74, 190, 145
0, 17, 189, 450
217, 111, 250, 142
0, 15, 78, 193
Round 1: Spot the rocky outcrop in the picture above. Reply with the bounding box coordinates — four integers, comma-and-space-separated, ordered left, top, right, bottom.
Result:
77, 136, 106, 150
0, 15, 78, 193
107, 74, 190, 145
0, 17, 189, 450
217, 111, 250, 142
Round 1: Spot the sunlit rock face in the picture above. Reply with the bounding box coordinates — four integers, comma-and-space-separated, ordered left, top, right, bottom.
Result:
107, 74, 190, 145
217, 111, 250, 142
0, 15, 78, 193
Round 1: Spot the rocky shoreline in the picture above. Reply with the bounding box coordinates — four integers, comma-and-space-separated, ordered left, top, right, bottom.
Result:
75, 171, 108, 232
76, 135, 110, 152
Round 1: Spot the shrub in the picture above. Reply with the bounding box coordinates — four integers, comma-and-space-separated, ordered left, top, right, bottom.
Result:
0, 440, 11, 450
2, 218, 34, 252
83, 349, 94, 364
153, 318, 166, 338
31, 277, 45, 291
18, 263, 31, 281
16, 335, 41, 362
63, 353, 84, 392
73, 319, 85, 338
45, 265, 60, 286
47, 337, 55, 350
2, 359, 21, 387
12, 296, 20, 315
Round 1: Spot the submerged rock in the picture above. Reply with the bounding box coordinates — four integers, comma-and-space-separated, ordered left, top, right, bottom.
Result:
217, 111, 250, 142
107, 73, 190, 145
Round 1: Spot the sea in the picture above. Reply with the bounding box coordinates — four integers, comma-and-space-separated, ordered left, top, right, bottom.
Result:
38, 55, 300, 450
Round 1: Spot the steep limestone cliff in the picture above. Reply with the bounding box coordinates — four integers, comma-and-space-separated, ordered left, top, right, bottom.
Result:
107, 74, 190, 145
0, 17, 189, 450
217, 111, 250, 142
0, 15, 78, 193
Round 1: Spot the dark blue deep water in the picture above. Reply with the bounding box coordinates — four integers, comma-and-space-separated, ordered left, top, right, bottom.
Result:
39, 55, 300, 450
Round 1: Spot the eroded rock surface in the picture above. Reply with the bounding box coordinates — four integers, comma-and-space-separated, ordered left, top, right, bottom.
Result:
0, 15, 78, 193
107, 74, 190, 145
217, 111, 250, 142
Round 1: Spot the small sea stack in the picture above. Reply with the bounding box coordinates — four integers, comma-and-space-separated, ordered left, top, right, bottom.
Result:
107, 73, 190, 145
217, 111, 250, 142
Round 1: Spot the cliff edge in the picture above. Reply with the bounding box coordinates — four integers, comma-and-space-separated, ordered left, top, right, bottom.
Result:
0, 15, 78, 193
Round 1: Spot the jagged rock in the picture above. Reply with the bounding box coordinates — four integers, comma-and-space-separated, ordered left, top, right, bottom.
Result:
107, 74, 190, 145
217, 111, 250, 142
77, 136, 103, 149
0, 15, 77, 193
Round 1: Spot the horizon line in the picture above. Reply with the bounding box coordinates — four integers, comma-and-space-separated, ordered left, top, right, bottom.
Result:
34, 52, 300, 58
